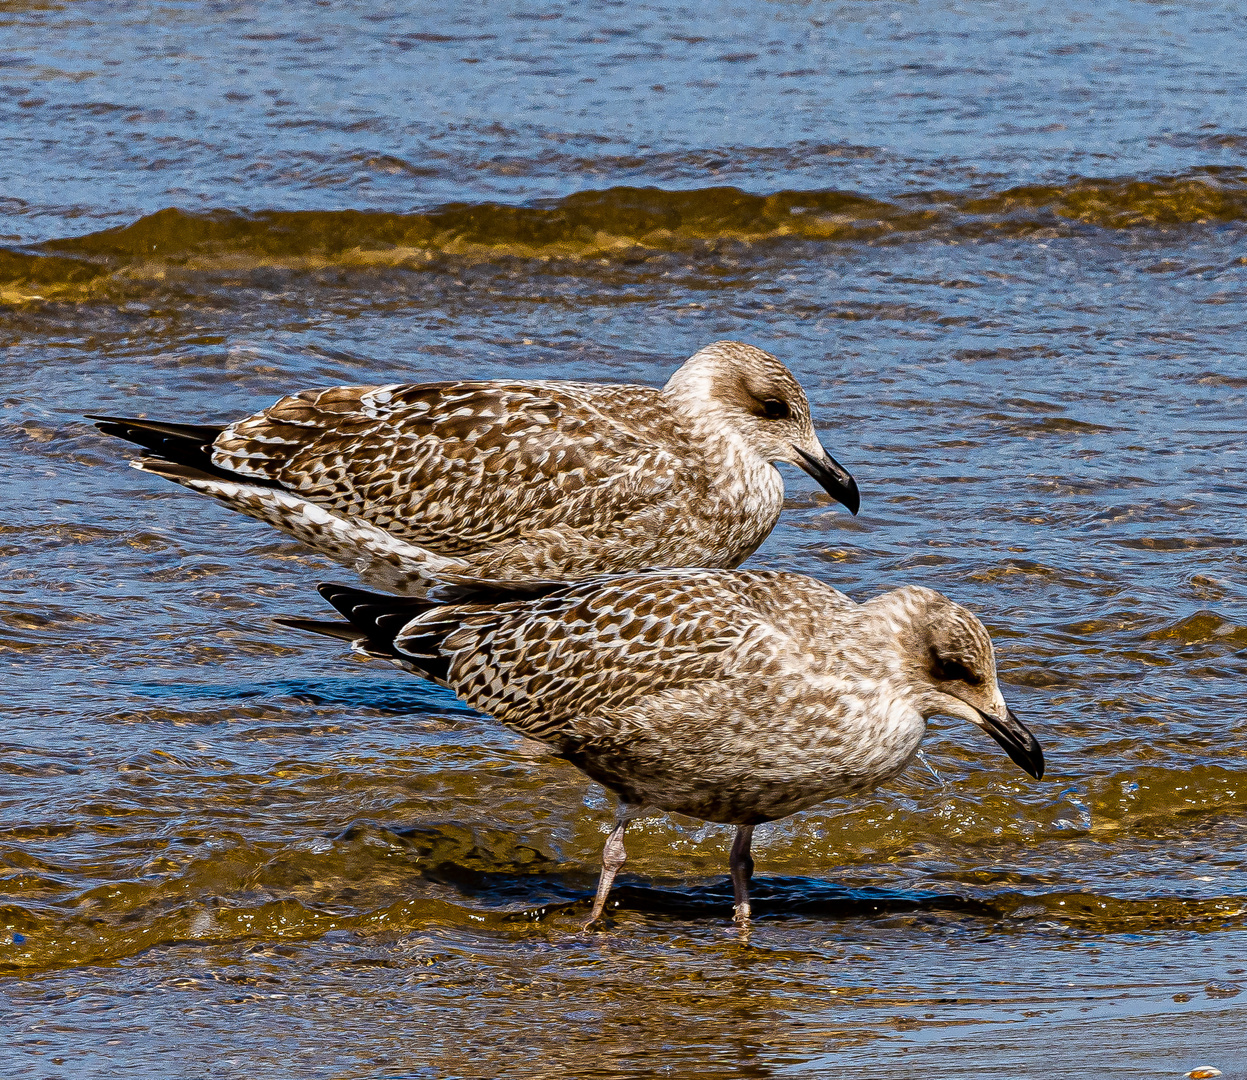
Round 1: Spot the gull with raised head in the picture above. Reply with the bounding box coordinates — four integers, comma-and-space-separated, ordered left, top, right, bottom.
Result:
279, 569, 1045, 926
88, 342, 858, 595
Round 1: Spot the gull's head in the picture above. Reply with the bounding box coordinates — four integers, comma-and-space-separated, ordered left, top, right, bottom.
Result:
892, 586, 1044, 780
663, 341, 859, 514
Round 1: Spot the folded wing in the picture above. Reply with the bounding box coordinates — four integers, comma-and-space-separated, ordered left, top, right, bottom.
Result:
210, 381, 686, 554
313, 571, 790, 744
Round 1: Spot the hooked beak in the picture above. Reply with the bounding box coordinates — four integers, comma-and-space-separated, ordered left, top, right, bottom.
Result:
974, 706, 1044, 780
792, 445, 860, 515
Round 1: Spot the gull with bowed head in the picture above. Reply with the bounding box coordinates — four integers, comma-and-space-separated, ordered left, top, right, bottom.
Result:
280, 568, 1044, 927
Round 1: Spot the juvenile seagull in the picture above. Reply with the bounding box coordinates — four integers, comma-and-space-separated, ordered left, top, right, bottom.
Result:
88, 342, 858, 595
280, 570, 1044, 925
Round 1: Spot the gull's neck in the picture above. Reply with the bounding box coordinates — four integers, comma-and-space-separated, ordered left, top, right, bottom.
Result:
661, 358, 783, 510
839, 591, 930, 690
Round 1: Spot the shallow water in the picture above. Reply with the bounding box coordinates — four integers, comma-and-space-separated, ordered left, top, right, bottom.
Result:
3, 1, 1247, 1077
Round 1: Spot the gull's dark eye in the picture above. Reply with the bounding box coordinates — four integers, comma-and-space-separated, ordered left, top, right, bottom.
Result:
930, 650, 983, 686
761, 398, 790, 420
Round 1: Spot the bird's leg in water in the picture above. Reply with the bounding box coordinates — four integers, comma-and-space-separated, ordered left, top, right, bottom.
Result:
586, 804, 648, 928
730, 824, 755, 923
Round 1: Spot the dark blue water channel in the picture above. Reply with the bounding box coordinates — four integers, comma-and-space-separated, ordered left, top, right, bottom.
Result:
3, 2, 1247, 1077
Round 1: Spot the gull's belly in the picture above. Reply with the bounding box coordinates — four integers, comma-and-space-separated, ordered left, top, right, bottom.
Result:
574, 697, 929, 825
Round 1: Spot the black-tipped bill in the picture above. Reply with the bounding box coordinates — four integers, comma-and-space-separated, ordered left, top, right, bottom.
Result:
792, 445, 860, 515
975, 706, 1044, 780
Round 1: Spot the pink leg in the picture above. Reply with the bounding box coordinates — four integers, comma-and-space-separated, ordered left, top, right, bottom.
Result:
585, 804, 648, 929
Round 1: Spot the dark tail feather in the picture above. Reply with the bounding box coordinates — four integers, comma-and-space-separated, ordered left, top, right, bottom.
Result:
87, 414, 282, 488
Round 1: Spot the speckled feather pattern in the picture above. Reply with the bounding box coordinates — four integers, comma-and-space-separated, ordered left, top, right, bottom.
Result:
340, 572, 986, 825
128, 342, 833, 593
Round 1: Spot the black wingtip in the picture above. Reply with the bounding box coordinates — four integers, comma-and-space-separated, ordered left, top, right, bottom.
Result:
307, 583, 451, 677
86, 413, 225, 442
314, 582, 436, 635
83, 413, 267, 488
316, 582, 389, 620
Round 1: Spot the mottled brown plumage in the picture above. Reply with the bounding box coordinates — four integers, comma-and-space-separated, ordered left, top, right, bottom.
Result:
282, 569, 1044, 925
88, 342, 859, 594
